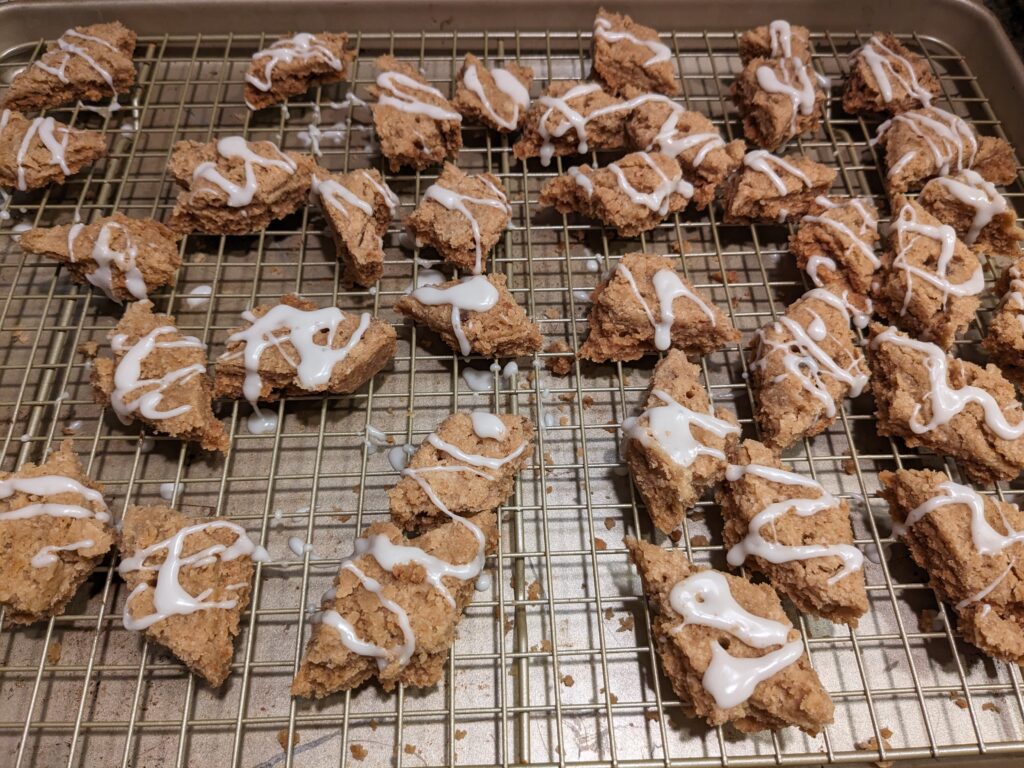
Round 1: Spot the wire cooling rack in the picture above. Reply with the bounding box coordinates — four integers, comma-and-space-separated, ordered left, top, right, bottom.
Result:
1, 23, 1023, 768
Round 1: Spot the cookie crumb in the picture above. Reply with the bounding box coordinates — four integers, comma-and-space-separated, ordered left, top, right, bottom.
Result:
527, 580, 542, 601
983, 702, 1001, 713
404, 744, 417, 755
454, 729, 467, 740
843, 458, 857, 475
582, 395, 594, 409
46, 641, 62, 665
604, 517, 615, 530
544, 340, 574, 376
594, 537, 607, 551
77, 340, 99, 357
948, 691, 969, 709
644, 710, 660, 722
350, 744, 368, 761
561, 674, 575, 687
689, 534, 709, 547
603, 607, 614, 620
277, 729, 299, 751
617, 616, 634, 633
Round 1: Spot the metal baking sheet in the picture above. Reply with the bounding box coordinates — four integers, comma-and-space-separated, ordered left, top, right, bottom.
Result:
0, 1, 1023, 767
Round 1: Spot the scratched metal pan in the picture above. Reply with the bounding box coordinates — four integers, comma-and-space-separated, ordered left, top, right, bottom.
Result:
0, 1, 1022, 767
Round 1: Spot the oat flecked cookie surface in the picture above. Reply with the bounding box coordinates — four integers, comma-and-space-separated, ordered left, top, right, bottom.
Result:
453, 53, 533, 132
722, 150, 836, 224
841, 33, 939, 116
244, 32, 354, 110
738, 21, 812, 64
917, 170, 1024, 257
626, 538, 835, 734
92, 300, 228, 452
731, 55, 826, 150
590, 8, 680, 97
0, 441, 114, 625
983, 256, 1024, 381
1, 22, 137, 112
0, 109, 107, 191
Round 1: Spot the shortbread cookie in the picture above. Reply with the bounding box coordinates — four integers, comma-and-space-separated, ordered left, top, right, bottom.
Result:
738, 21, 812, 64
590, 8, 680, 97
405, 163, 511, 274
2, 22, 136, 111
868, 324, 1024, 484
395, 273, 542, 358
731, 55, 826, 150
0, 441, 114, 625
881, 469, 1024, 664
19, 213, 181, 303
292, 511, 497, 697
453, 53, 532, 132
579, 252, 739, 362
917, 170, 1024, 255
389, 412, 534, 532
313, 169, 398, 287
118, 505, 268, 686
749, 288, 869, 450
722, 150, 835, 224
214, 294, 396, 404
871, 196, 981, 350
627, 537, 834, 734
622, 350, 740, 533
0, 109, 106, 191
370, 56, 463, 171
719, 439, 868, 626
91, 300, 228, 452
983, 257, 1024, 380
244, 32, 354, 110
841, 33, 939, 115
539, 151, 693, 237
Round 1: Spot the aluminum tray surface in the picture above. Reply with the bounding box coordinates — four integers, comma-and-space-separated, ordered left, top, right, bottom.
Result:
1, 9, 1024, 768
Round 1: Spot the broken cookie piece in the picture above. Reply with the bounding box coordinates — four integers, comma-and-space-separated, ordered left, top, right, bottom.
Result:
579, 252, 739, 362
118, 505, 268, 686
453, 53, 532, 132
167, 136, 315, 235
871, 196, 982, 350
512, 80, 630, 164
749, 288, 869, 451
841, 33, 939, 116
292, 511, 497, 697
875, 106, 1016, 193
622, 350, 740, 534
0, 440, 114, 625
2, 22, 137, 112
370, 56, 463, 172
731, 55, 826, 150
395, 273, 541, 358
722, 150, 835, 224
0, 109, 106, 191
789, 196, 880, 305
91, 300, 228, 452
917, 170, 1024, 256
982, 257, 1024, 380
539, 150, 693, 237
626, 537, 834, 734
389, 411, 534, 532
19, 213, 181, 303
313, 169, 398, 287
244, 32, 354, 111
718, 439, 868, 626
880, 469, 1024, 664
214, 294, 396, 407
591, 8, 680, 97
405, 163, 511, 274
738, 20, 812, 64
625, 105, 744, 210
868, 324, 1024, 484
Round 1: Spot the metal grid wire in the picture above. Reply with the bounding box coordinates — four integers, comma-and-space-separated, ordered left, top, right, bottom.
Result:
1, 23, 1023, 768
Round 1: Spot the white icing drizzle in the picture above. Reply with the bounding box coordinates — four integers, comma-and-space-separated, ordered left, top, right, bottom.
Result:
858, 35, 933, 108
192, 136, 297, 208
409, 275, 500, 356
375, 70, 462, 122
602, 152, 694, 215
931, 169, 1008, 245
421, 176, 510, 274
0, 474, 110, 526
742, 150, 813, 196
67, 220, 148, 302
871, 326, 1024, 438
648, 111, 724, 164
426, 431, 527, 471
35, 29, 123, 110
768, 20, 794, 58
246, 33, 343, 94
462, 63, 530, 131
754, 293, 868, 419
895, 480, 1024, 554
31, 539, 96, 568
802, 197, 880, 269
668, 570, 804, 709
616, 263, 717, 351
119, 520, 269, 631
220, 303, 371, 413
956, 562, 1013, 611
470, 411, 507, 440
5, 110, 73, 192
593, 15, 671, 67
997, 265, 1024, 333
109, 326, 207, 425
313, 171, 397, 220
875, 107, 978, 178
890, 202, 983, 313
755, 56, 817, 135
622, 387, 739, 468
724, 463, 864, 583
